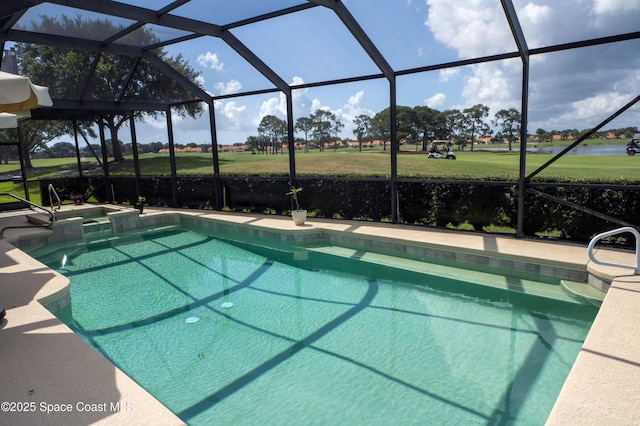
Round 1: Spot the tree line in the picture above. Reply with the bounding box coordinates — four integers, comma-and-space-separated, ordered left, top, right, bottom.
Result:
247, 105, 638, 155
247, 104, 521, 154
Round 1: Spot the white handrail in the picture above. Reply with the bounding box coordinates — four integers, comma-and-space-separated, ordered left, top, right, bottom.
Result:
587, 227, 640, 274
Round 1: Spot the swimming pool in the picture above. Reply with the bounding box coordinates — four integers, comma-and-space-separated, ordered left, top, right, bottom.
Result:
33, 226, 597, 425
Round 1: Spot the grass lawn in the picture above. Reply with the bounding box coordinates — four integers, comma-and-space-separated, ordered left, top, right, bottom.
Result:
2, 139, 637, 227
1, 138, 638, 185
94, 147, 638, 181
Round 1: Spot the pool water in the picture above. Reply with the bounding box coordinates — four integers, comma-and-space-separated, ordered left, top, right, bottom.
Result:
37, 228, 597, 425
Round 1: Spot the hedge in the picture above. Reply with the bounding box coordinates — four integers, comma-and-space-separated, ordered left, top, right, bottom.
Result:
40, 176, 640, 243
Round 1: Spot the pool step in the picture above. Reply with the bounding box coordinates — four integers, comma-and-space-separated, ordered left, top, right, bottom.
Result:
84, 225, 181, 248
83, 221, 114, 240
303, 244, 585, 304
26, 213, 51, 225
560, 280, 606, 307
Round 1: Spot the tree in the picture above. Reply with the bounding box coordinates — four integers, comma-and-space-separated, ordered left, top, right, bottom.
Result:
0, 120, 67, 168
245, 135, 268, 154
371, 108, 391, 150
295, 116, 314, 153
414, 106, 446, 151
442, 109, 464, 149
50, 141, 76, 158
0, 143, 17, 165
352, 114, 372, 152
395, 106, 417, 148
492, 108, 521, 151
258, 115, 287, 154
461, 104, 491, 151
331, 115, 344, 151
310, 110, 334, 152
16, 15, 203, 163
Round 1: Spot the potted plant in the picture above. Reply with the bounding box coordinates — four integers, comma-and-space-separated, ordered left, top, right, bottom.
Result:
69, 192, 84, 205
134, 196, 146, 214
286, 186, 306, 225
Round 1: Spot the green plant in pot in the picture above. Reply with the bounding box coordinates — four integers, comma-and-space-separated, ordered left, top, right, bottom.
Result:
286, 186, 306, 225
135, 196, 146, 214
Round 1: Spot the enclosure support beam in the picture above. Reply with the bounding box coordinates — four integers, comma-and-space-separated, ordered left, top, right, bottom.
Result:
16, 127, 30, 201
78, 129, 103, 169
516, 62, 529, 237
208, 100, 220, 176
166, 108, 179, 207
286, 89, 297, 189
390, 77, 399, 224
207, 99, 222, 209
97, 118, 112, 203
129, 114, 141, 200
501, 0, 530, 238
72, 120, 85, 195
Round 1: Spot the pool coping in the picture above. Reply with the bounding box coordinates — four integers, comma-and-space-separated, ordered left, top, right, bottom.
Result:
1, 205, 639, 425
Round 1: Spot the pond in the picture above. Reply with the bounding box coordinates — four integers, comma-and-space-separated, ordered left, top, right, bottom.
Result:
529, 144, 627, 156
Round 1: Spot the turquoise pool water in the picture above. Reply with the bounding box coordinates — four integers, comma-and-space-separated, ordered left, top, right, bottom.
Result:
36, 227, 597, 425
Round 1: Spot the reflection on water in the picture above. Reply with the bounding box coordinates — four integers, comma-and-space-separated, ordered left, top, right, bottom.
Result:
529, 144, 627, 156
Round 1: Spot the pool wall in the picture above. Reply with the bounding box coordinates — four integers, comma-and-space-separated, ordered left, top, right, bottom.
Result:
104, 208, 591, 284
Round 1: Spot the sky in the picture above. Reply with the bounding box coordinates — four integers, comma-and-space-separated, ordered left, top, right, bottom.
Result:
15, 0, 640, 146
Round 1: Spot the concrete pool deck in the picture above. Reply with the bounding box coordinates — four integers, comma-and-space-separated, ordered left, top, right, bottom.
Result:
0, 205, 639, 425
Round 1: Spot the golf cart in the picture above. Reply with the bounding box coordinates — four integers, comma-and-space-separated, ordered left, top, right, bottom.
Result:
626, 136, 640, 155
428, 142, 456, 159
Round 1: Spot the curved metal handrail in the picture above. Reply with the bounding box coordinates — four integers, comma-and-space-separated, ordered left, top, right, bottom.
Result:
48, 183, 61, 212
587, 227, 640, 274
0, 192, 56, 238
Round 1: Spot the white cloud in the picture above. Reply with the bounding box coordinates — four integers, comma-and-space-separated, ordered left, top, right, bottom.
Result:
290, 76, 305, 86
593, 0, 640, 14
425, 0, 514, 58
310, 98, 323, 112
425, 93, 446, 108
520, 2, 551, 25
142, 116, 166, 130
540, 92, 631, 130
438, 68, 460, 82
197, 52, 224, 71
258, 95, 286, 123
424, 0, 640, 130
461, 62, 520, 111
214, 100, 250, 131
333, 90, 376, 137
257, 76, 313, 123
214, 80, 242, 95
348, 90, 364, 106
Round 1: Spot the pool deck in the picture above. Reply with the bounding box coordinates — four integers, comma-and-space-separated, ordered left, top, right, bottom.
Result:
1, 205, 639, 425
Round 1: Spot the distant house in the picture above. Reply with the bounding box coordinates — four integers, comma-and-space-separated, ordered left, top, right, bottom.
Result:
158, 146, 203, 153
216, 144, 247, 152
